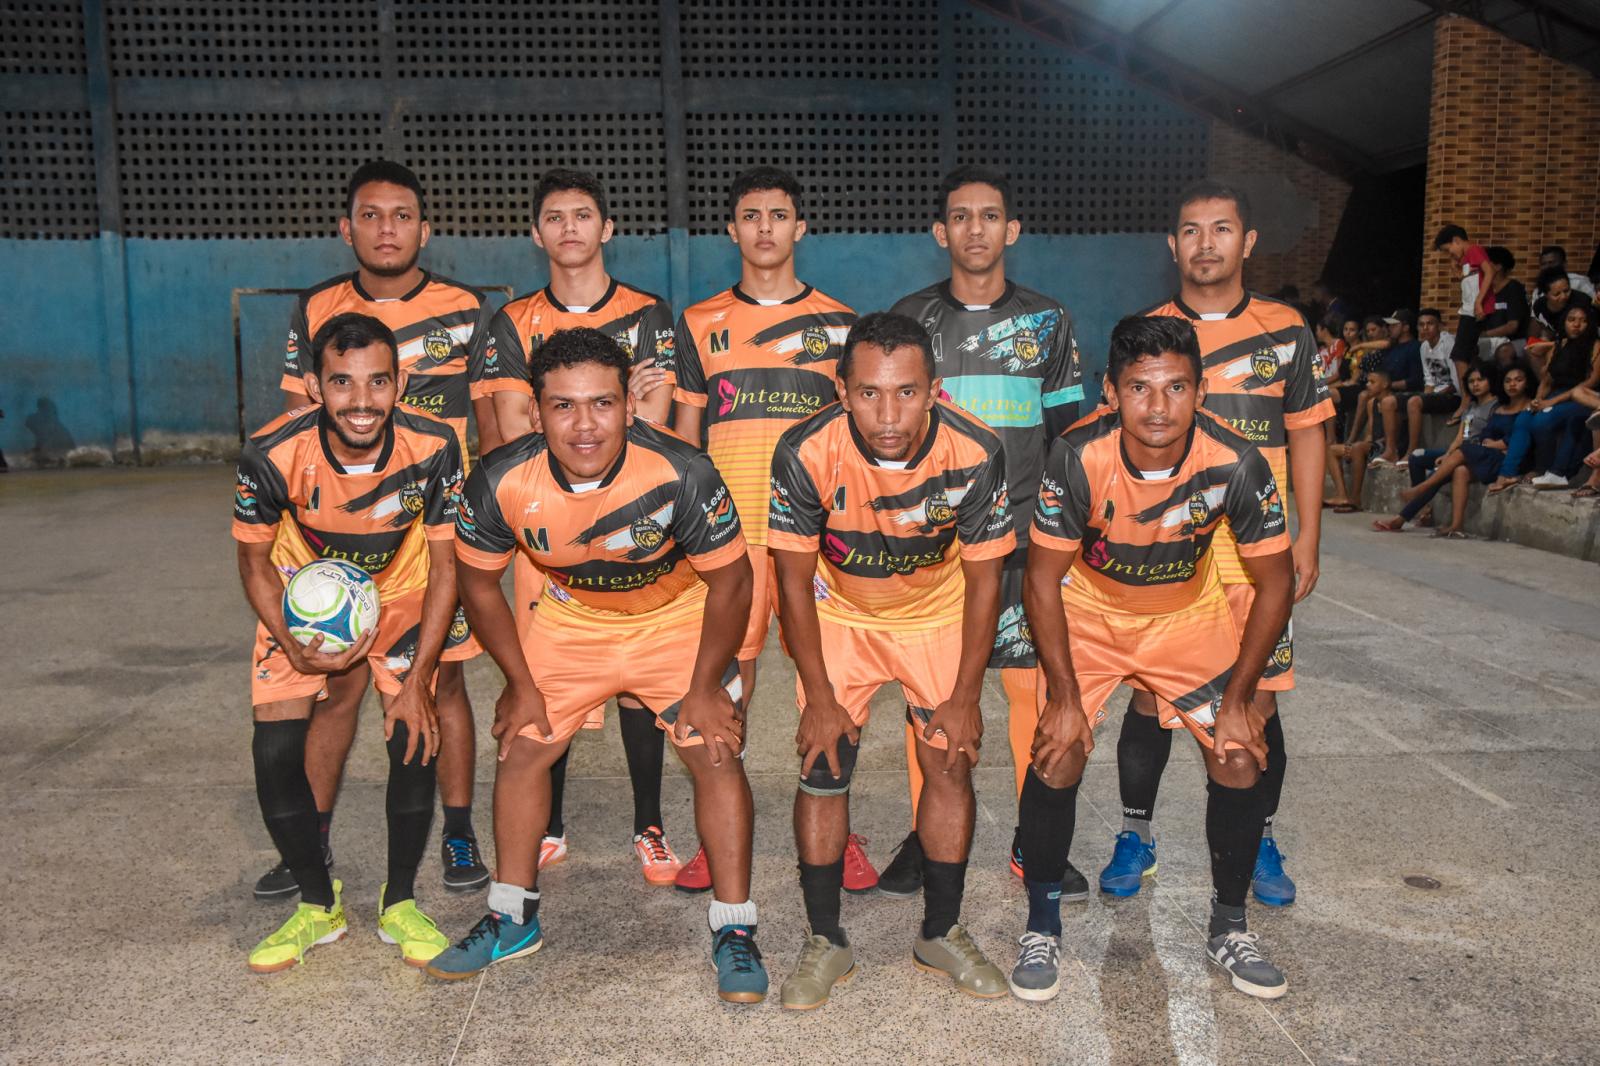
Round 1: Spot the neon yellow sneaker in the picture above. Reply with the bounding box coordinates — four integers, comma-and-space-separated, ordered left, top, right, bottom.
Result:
248, 879, 347, 973
378, 884, 449, 967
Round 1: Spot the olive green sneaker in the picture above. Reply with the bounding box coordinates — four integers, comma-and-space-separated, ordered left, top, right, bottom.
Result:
780, 934, 856, 1010
377, 883, 449, 967
248, 879, 347, 973
912, 924, 1006, 998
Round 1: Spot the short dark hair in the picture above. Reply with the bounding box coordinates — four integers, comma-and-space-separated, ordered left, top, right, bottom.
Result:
1486, 245, 1515, 271
1172, 179, 1252, 233
532, 168, 610, 223
528, 327, 631, 399
1537, 265, 1570, 292
938, 165, 1012, 219
345, 160, 427, 220
728, 166, 803, 218
839, 312, 935, 382
1433, 224, 1468, 249
1317, 311, 1345, 336
1106, 315, 1203, 386
1417, 307, 1443, 323
1541, 245, 1567, 261
1362, 314, 1385, 331
309, 312, 399, 376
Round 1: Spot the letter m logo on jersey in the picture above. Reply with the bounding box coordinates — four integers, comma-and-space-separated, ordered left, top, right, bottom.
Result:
708, 329, 731, 354
523, 527, 550, 552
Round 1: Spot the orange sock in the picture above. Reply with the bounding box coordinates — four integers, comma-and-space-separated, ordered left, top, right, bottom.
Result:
905, 721, 923, 827
1003, 667, 1040, 801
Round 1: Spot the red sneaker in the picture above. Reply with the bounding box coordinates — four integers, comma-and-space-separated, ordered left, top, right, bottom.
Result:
674, 844, 712, 893
843, 833, 879, 893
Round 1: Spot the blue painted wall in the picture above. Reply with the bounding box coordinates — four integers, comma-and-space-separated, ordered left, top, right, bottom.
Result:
0, 231, 1175, 462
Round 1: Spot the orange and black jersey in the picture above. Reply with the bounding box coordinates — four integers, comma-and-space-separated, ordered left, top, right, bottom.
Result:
455, 420, 747, 630
472, 279, 675, 400
1032, 408, 1289, 615
233, 406, 464, 599
282, 271, 494, 449
674, 285, 856, 546
768, 400, 1015, 631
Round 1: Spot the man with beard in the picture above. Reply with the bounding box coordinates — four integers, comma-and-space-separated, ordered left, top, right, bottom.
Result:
259, 162, 496, 901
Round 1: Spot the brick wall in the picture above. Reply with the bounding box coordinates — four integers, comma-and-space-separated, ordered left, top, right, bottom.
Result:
1423, 15, 1600, 309
1207, 121, 1352, 296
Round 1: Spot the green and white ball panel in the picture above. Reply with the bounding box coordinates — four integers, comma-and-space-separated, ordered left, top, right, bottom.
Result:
282, 560, 380, 651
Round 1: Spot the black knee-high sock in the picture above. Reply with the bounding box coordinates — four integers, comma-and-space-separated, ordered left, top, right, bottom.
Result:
799, 860, 846, 946
546, 746, 569, 839
1206, 776, 1268, 915
1017, 769, 1079, 884
1260, 711, 1287, 832
253, 720, 334, 907
1118, 703, 1171, 840
384, 722, 437, 906
619, 703, 666, 835
921, 859, 969, 941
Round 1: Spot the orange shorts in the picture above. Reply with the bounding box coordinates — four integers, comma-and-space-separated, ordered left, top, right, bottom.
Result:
515, 558, 606, 730
1052, 591, 1240, 750
1224, 581, 1294, 691
520, 599, 739, 747
738, 544, 778, 661
252, 586, 437, 705
804, 619, 959, 750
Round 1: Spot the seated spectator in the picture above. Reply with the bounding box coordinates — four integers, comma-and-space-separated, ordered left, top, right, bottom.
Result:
1535, 245, 1596, 301
1344, 315, 1393, 443
1311, 279, 1353, 322
1327, 366, 1391, 512
1530, 266, 1592, 340
1373, 309, 1424, 465
1371, 362, 1521, 537
1476, 246, 1530, 361
1492, 341, 1519, 369
1395, 307, 1461, 453
1491, 305, 1600, 492
1328, 315, 1364, 440
1573, 410, 1600, 499
1316, 313, 1349, 441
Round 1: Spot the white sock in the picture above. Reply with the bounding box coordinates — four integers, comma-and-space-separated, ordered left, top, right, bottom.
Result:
487, 880, 539, 924
708, 898, 758, 931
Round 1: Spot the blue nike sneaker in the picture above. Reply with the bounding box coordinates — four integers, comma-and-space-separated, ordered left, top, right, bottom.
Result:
1251, 837, 1296, 906
711, 924, 768, 1003
424, 911, 543, 981
1098, 832, 1157, 897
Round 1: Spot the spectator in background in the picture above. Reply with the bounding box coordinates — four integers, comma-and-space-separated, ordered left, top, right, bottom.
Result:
1311, 279, 1353, 322
1327, 365, 1390, 512
1373, 309, 1423, 466
1572, 411, 1600, 499
1535, 246, 1595, 301
1372, 361, 1531, 537
1395, 308, 1462, 454
1434, 224, 1492, 369
1343, 315, 1392, 443
1530, 266, 1591, 341
1478, 246, 1529, 359
1492, 304, 1600, 491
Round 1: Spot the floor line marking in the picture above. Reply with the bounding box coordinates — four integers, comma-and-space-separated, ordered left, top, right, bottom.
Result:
1353, 716, 1513, 810
448, 971, 486, 1066
1310, 590, 1585, 702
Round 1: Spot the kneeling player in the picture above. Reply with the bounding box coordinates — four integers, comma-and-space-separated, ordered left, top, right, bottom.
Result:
769, 313, 1013, 1008
235, 313, 461, 972
429, 328, 766, 1003
1013, 316, 1294, 1001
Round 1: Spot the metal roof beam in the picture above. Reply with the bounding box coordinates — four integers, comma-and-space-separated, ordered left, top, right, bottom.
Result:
1257, 8, 1444, 98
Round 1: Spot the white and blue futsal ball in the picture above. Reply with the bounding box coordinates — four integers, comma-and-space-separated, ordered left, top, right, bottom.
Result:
282, 560, 380, 654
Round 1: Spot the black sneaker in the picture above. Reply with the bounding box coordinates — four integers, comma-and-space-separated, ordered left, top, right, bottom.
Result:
252, 844, 333, 901
876, 832, 924, 897
442, 833, 490, 892
1011, 825, 1088, 902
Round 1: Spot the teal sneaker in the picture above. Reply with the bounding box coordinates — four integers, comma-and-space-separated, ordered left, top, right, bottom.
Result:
1098, 832, 1157, 897
1252, 837, 1296, 906
711, 924, 768, 1003
424, 911, 543, 981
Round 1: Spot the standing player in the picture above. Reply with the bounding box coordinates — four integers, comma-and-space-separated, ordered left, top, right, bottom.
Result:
471, 168, 683, 882
260, 161, 496, 900
1104, 182, 1332, 907
1014, 315, 1294, 1002
885, 165, 1086, 896
669, 166, 865, 891
428, 329, 766, 1004
236, 313, 460, 972
770, 313, 1013, 1008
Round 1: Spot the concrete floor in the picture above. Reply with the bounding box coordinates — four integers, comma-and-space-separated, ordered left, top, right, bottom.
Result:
3, 465, 1598, 1066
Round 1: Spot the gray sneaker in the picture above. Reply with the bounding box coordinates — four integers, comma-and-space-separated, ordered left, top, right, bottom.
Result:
1207, 930, 1288, 999
253, 844, 333, 901
1008, 931, 1061, 1002
913, 924, 1006, 998
780, 933, 856, 1010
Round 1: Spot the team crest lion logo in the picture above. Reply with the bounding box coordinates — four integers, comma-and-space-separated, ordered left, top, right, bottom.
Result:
614, 333, 636, 360
1187, 491, 1209, 527
925, 489, 955, 525
400, 482, 425, 515
630, 516, 666, 552
1251, 347, 1279, 383
1271, 633, 1293, 669
802, 324, 830, 359
424, 329, 453, 364
449, 610, 470, 642
1012, 330, 1042, 367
